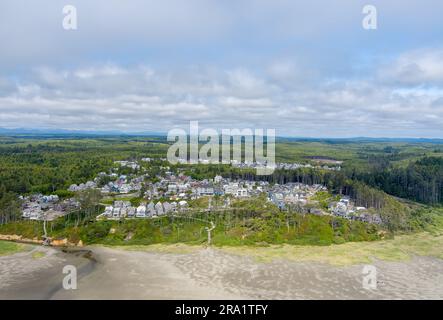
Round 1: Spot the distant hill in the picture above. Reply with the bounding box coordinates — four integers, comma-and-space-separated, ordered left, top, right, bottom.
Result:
0, 127, 165, 139
277, 136, 443, 144
1, 127, 443, 143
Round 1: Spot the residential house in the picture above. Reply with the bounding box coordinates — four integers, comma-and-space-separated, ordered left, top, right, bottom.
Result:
136, 205, 146, 218
147, 202, 155, 216
155, 202, 164, 215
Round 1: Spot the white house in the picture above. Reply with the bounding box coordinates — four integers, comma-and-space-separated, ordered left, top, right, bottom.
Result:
120, 207, 128, 218
136, 205, 146, 218
147, 202, 155, 216
112, 207, 121, 218
103, 206, 113, 217
155, 202, 164, 215
214, 175, 223, 184
163, 202, 172, 213
224, 182, 239, 196
236, 188, 248, 197
127, 207, 135, 217
178, 200, 188, 208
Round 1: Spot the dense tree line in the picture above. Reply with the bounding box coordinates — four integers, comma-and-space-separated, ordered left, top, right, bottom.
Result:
348, 157, 443, 205
0, 140, 168, 195
0, 186, 21, 225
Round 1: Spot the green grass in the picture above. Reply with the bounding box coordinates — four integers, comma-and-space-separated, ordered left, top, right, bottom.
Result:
0, 221, 44, 239
0, 240, 27, 256
218, 230, 443, 266
31, 251, 46, 259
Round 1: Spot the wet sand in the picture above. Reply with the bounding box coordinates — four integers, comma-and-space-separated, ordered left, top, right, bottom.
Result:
0, 246, 93, 299
1, 245, 443, 299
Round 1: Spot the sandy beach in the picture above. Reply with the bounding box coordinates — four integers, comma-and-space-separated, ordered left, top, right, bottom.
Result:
1, 244, 443, 300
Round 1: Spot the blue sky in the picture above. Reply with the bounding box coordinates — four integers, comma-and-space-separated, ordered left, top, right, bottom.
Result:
0, 0, 443, 137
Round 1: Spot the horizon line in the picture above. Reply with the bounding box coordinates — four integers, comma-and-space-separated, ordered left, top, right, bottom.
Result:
0, 127, 443, 141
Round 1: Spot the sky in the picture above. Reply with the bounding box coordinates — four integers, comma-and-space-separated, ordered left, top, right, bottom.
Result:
0, 0, 443, 138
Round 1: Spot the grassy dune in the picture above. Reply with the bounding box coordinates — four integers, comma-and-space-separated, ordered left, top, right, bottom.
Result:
221, 231, 443, 266
223, 233, 443, 266
114, 231, 443, 266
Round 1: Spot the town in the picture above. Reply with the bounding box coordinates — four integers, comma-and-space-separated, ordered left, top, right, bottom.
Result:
19, 157, 379, 225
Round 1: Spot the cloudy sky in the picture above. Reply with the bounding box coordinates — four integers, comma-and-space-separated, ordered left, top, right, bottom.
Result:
1, 0, 443, 137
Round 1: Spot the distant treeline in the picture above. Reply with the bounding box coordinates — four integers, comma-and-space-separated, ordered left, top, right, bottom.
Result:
0, 140, 168, 195
348, 157, 443, 205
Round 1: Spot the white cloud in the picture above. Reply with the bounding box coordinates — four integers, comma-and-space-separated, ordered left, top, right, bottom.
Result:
1, 0, 443, 138
0, 50, 442, 138
379, 48, 443, 86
